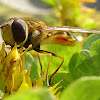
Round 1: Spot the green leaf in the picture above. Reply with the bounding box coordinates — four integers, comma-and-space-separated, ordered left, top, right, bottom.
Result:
70, 55, 100, 79
25, 53, 39, 79
60, 76, 100, 100
69, 49, 91, 75
90, 39, 100, 56
50, 71, 73, 88
40, 43, 80, 74
4, 88, 56, 100
41, 0, 57, 6
83, 34, 100, 50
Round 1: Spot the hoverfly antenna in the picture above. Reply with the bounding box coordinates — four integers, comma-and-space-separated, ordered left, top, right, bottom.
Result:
0, 25, 4, 29
0, 23, 9, 29
0, 26, 2, 28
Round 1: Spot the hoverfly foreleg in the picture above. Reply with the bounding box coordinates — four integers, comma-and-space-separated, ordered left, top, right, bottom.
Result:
14, 44, 32, 62
38, 50, 64, 86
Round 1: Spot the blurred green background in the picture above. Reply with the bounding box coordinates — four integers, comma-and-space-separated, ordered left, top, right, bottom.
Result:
0, 0, 100, 27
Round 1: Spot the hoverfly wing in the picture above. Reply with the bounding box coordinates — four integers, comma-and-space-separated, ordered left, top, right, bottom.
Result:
44, 26, 100, 34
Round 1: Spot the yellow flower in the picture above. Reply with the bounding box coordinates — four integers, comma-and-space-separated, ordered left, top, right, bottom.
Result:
35, 75, 63, 100
18, 70, 32, 92
49, 80, 63, 100
0, 43, 63, 100
0, 43, 25, 94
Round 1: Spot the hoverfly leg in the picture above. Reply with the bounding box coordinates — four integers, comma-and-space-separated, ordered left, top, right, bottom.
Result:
46, 53, 52, 87
20, 44, 32, 58
49, 55, 64, 84
39, 50, 52, 87
14, 44, 32, 62
5, 46, 11, 57
38, 53, 44, 76
38, 51, 51, 87
39, 50, 64, 86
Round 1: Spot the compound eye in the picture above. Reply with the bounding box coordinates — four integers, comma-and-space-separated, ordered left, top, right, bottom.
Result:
12, 19, 27, 43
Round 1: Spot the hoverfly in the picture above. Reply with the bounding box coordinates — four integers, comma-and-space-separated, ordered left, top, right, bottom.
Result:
0, 18, 100, 86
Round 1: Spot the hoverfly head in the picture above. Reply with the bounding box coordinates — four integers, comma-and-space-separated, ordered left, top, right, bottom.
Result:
0, 18, 28, 46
